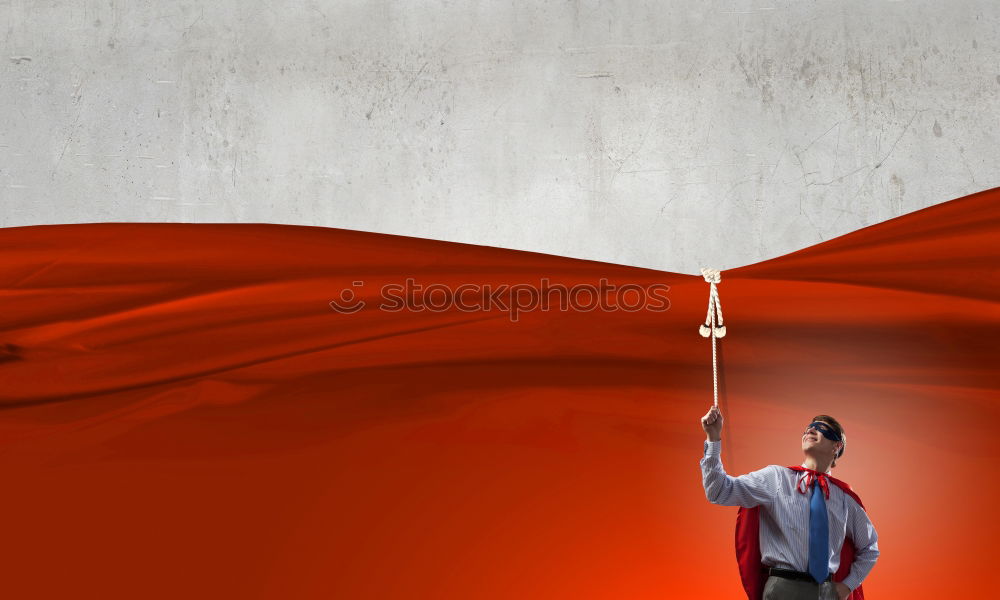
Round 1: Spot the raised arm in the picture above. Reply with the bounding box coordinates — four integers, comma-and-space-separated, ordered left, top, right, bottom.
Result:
699, 405, 778, 507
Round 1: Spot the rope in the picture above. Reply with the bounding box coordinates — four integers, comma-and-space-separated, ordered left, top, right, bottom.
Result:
699, 268, 726, 407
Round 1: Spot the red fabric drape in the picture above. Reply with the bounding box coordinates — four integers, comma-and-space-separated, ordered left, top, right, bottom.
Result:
1, 187, 997, 598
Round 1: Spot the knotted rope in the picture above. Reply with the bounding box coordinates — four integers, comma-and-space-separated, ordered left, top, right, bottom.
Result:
699, 268, 726, 407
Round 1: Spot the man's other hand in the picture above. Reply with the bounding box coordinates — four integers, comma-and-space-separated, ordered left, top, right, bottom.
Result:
834, 582, 851, 599
701, 405, 723, 442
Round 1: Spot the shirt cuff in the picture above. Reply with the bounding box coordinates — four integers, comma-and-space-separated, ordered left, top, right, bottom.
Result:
703, 439, 721, 457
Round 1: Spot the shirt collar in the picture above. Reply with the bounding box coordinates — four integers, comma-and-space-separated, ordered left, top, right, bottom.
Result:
801, 462, 832, 475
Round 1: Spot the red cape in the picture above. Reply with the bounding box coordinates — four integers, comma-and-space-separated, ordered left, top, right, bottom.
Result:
736, 467, 868, 600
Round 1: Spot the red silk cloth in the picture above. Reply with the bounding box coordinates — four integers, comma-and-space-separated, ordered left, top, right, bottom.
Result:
0, 187, 997, 597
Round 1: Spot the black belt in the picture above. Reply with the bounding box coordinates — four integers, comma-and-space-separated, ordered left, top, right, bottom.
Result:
763, 567, 832, 584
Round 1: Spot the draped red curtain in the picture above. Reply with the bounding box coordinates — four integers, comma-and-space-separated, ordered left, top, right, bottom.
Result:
1, 187, 997, 598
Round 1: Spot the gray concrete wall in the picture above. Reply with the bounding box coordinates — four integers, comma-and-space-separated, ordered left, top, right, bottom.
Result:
1, 0, 997, 273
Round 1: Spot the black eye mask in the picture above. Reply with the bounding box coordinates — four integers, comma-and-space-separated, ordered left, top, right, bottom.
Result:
805, 421, 842, 442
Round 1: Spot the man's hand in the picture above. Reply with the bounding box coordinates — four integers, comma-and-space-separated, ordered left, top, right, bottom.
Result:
834, 582, 851, 599
701, 405, 723, 442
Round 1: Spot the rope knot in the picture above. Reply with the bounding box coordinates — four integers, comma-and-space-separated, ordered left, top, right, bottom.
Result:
700, 268, 721, 284
698, 268, 726, 339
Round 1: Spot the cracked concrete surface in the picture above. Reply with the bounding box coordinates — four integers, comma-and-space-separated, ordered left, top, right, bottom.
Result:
1, 0, 998, 273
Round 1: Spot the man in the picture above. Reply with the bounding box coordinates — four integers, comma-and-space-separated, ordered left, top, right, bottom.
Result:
699, 406, 879, 600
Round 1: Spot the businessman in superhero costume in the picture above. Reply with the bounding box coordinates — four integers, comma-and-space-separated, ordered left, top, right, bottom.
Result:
699, 406, 879, 600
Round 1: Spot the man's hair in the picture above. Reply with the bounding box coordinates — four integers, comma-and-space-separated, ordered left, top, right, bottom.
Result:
812, 414, 846, 467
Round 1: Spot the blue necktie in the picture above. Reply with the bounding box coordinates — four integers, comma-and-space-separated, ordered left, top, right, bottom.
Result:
808, 478, 830, 583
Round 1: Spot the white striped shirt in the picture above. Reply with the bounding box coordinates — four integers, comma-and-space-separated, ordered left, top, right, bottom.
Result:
700, 440, 879, 591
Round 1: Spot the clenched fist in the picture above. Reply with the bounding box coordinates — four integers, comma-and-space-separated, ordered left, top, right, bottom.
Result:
701, 405, 723, 442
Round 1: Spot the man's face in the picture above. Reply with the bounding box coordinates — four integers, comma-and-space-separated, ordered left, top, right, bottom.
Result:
801, 421, 842, 459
